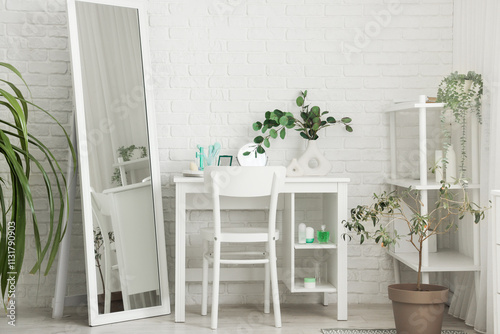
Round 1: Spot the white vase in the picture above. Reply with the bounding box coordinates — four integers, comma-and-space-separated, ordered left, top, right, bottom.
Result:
445, 145, 457, 183
286, 140, 332, 176
434, 150, 443, 183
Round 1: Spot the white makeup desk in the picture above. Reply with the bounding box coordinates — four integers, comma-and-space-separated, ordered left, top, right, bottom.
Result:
174, 176, 349, 323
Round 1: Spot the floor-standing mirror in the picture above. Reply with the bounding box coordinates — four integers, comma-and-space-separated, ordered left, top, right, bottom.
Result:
67, 0, 170, 325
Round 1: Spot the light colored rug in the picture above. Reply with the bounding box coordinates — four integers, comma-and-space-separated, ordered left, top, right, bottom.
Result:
321, 330, 467, 334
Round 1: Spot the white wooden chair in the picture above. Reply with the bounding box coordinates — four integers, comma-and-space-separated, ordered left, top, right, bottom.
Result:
201, 166, 285, 329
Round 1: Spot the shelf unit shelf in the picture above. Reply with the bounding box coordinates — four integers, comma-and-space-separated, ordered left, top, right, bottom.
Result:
387, 178, 480, 190
387, 250, 479, 272
281, 180, 348, 318
294, 242, 337, 250
387, 94, 481, 285
288, 278, 337, 293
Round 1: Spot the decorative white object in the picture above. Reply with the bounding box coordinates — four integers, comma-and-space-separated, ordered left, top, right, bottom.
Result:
298, 223, 306, 244
305, 226, 314, 243
286, 140, 332, 176
434, 150, 443, 183
445, 145, 457, 183
286, 158, 305, 176
237, 143, 267, 166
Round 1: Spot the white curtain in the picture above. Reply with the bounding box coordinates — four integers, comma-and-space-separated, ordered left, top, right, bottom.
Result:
76, 2, 148, 191
451, 1, 500, 333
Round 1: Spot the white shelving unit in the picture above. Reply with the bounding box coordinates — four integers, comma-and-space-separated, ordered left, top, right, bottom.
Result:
281, 178, 348, 316
387, 95, 481, 284
113, 157, 149, 186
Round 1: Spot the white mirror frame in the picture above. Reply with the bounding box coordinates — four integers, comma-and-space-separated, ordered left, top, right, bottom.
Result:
67, 0, 170, 325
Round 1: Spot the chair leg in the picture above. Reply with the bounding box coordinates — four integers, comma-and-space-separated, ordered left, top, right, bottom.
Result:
269, 240, 282, 328
211, 240, 221, 330
264, 244, 270, 314
201, 240, 209, 316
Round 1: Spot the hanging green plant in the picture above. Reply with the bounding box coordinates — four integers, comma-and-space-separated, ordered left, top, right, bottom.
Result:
437, 71, 483, 180
0, 62, 76, 309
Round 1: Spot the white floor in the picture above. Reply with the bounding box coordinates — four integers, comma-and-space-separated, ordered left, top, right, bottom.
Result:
1, 304, 478, 334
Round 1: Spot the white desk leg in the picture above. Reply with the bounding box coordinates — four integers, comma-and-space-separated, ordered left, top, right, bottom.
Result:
337, 184, 348, 320
393, 259, 401, 284
175, 184, 186, 322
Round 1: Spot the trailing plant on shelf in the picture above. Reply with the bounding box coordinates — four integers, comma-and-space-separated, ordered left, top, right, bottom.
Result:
343, 179, 487, 290
437, 71, 483, 180
245, 90, 353, 156
111, 145, 147, 186
0, 62, 75, 308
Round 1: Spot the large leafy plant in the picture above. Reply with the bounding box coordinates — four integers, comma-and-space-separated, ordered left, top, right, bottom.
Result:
437, 71, 483, 179
245, 90, 353, 156
0, 63, 75, 308
343, 180, 487, 290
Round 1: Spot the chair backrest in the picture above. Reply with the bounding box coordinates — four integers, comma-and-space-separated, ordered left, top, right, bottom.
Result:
204, 166, 286, 240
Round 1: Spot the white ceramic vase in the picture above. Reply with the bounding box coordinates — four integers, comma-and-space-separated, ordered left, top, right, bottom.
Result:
286, 140, 332, 176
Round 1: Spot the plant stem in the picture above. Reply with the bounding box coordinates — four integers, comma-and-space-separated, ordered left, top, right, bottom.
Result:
417, 238, 423, 291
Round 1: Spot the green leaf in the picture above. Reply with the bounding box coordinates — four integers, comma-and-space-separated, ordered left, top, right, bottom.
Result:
327, 116, 336, 123
256, 146, 265, 154
270, 129, 278, 139
252, 122, 262, 131
279, 116, 288, 126
265, 111, 271, 119
296, 96, 304, 107
311, 106, 320, 115
303, 90, 307, 98
254, 136, 264, 144
341, 117, 352, 123
345, 125, 353, 132
264, 138, 270, 148
312, 123, 320, 131
243, 151, 251, 156
299, 132, 309, 139
280, 128, 286, 139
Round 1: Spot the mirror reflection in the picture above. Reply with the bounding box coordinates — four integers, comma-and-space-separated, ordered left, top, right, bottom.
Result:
75, 1, 160, 313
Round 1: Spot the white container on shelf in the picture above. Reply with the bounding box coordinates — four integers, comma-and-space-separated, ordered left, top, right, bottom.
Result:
435, 150, 444, 183
446, 145, 457, 183
298, 223, 306, 244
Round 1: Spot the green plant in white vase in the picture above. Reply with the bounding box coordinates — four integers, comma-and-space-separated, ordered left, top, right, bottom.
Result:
437, 71, 483, 180
246, 90, 353, 156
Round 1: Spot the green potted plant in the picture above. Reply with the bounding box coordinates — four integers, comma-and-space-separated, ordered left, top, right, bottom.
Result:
437, 71, 483, 180
343, 180, 487, 333
246, 90, 353, 176
0, 62, 75, 308
247, 90, 353, 156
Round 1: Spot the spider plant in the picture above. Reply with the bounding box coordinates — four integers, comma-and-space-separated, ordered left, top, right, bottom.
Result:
0, 62, 76, 309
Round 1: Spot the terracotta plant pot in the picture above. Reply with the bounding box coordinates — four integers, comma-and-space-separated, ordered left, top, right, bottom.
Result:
388, 283, 449, 334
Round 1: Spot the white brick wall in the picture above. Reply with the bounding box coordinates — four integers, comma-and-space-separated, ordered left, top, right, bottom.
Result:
1, 0, 453, 308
